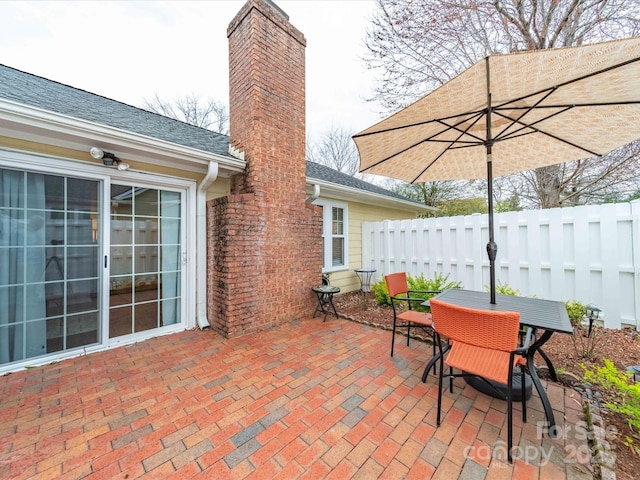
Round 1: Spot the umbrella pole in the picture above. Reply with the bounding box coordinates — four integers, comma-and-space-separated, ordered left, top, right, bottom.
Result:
485, 57, 497, 304
486, 152, 497, 304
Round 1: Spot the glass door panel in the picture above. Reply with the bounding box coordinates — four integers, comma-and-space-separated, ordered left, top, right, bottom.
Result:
109, 184, 182, 338
0, 168, 100, 366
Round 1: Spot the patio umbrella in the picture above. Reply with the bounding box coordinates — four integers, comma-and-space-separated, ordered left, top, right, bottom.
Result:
353, 37, 640, 303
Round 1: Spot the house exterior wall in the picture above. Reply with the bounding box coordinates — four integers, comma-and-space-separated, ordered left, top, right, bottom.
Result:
205, 178, 231, 201
0, 137, 210, 182
325, 200, 419, 293
208, 0, 322, 337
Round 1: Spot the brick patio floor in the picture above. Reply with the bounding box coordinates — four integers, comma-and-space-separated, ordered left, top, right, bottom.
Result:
0, 317, 594, 479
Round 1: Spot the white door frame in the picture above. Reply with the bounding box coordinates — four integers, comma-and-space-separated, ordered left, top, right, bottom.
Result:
0, 148, 196, 373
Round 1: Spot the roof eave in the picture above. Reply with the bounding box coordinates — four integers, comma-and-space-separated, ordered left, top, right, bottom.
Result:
0, 98, 246, 175
307, 177, 436, 212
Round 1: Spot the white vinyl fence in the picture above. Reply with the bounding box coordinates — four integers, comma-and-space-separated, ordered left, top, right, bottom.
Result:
362, 200, 640, 330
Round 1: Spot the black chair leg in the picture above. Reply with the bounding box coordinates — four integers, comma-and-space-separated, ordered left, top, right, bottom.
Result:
449, 365, 454, 393
391, 318, 397, 357
507, 363, 514, 463
431, 332, 436, 374
521, 366, 527, 422
436, 343, 444, 426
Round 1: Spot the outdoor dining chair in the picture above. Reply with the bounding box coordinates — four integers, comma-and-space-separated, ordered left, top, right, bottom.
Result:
384, 272, 438, 360
429, 298, 532, 463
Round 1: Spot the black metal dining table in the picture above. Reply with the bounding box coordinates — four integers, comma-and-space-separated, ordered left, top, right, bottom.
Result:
422, 288, 573, 436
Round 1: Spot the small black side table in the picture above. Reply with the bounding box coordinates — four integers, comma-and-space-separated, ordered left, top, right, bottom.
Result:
354, 269, 376, 293
312, 285, 340, 321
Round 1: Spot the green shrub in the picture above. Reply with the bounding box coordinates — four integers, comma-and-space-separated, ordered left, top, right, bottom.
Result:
485, 280, 520, 296
407, 272, 462, 293
583, 359, 640, 436
565, 300, 587, 327
565, 299, 602, 360
371, 272, 462, 308
407, 273, 462, 312
371, 278, 390, 306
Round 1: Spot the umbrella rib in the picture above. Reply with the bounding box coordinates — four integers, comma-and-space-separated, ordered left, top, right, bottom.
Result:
496, 100, 640, 110
408, 148, 449, 184
492, 105, 573, 140
435, 112, 487, 144
492, 88, 557, 141
358, 134, 448, 173
492, 109, 601, 156
492, 94, 640, 145
360, 111, 487, 173
352, 108, 488, 138
409, 113, 487, 183
431, 109, 486, 144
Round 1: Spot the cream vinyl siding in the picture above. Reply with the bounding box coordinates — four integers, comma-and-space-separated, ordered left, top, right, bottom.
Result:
0, 138, 231, 201
326, 201, 419, 293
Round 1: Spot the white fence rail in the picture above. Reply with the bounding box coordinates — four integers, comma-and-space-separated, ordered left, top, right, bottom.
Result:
362, 200, 640, 329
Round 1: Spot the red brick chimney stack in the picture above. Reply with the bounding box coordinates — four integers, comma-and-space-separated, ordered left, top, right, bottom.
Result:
207, 0, 322, 337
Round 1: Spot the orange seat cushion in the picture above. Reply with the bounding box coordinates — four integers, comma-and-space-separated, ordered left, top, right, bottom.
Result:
444, 342, 523, 384
397, 311, 433, 326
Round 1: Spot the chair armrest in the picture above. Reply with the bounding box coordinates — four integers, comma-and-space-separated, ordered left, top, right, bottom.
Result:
513, 327, 534, 356
405, 291, 440, 310
390, 294, 435, 312
390, 295, 426, 304
407, 290, 441, 296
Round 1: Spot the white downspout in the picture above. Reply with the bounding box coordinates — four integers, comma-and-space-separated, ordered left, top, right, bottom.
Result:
196, 161, 219, 329
306, 183, 320, 203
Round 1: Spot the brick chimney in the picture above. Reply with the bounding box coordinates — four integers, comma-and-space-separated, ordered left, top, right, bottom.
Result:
207, 0, 322, 337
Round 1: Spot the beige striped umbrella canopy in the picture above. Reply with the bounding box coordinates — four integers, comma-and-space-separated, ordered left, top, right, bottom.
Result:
353, 37, 640, 302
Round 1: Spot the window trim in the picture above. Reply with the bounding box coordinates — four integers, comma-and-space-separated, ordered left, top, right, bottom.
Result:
316, 199, 348, 273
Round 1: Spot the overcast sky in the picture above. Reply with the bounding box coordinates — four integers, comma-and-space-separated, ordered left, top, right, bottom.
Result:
0, 0, 382, 140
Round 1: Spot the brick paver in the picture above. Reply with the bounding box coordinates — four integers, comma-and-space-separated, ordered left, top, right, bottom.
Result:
0, 317, 594, 479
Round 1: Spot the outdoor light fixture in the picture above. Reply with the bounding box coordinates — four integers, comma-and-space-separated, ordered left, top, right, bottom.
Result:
627, 366, 640, 383
585, 305, 601, 337
89, 147, 129, 171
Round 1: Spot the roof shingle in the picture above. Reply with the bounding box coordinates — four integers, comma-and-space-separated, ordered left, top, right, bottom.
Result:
0, 63, 418, 204
0, 64, 231, 157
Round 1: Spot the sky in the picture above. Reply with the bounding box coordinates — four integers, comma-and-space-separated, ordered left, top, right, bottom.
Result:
0, 0, 382, 140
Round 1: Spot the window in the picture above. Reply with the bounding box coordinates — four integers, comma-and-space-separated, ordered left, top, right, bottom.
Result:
317, 201, 348, 271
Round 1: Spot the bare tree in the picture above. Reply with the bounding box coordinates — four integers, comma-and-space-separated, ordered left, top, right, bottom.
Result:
394, 179, 472, 205
143, 93, 229, 134
514, 141, 640, 208
364, 0, 640, 208
392, 179, 488, 216
308, 125, 374, 180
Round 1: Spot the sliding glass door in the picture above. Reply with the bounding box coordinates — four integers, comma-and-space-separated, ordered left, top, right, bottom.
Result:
108, 184, 183, 339
0, 162, 186, 369
0, 168, 100, 365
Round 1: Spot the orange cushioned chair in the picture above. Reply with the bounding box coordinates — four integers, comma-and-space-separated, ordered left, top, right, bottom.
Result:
429, 298, 531, 463
384, 273, 438, 360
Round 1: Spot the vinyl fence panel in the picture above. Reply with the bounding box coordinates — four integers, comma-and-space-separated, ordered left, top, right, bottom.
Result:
362, 200, 640, 329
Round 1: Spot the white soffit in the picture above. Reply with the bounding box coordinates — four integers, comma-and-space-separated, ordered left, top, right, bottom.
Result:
307, 178, 434, 213
0, 99, 246, 176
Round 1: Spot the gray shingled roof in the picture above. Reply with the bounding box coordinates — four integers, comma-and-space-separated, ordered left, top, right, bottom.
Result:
0, 64, 231, 158
1, 63, 417, 205
306, 161, 418, 203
